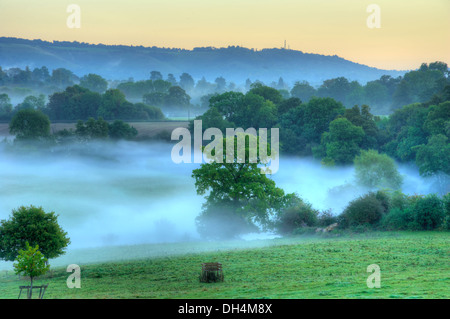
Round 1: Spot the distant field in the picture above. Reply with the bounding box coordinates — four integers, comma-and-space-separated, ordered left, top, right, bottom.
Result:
0, 232, 448, 299
0, 121, 189, 139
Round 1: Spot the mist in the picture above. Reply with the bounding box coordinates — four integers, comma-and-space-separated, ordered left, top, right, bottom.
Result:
0, 139, 444, 270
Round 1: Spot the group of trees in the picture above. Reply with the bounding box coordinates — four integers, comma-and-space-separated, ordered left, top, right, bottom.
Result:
0, 66, 80, 90
192, 78, 449, 186
192, 133, 449, 238
2, 60, 447, 122
0, 85, 165, 122
289, 62, 448, 113
8, 108, 139, 144
46, 86, 165, 121
0, 205, 70, 298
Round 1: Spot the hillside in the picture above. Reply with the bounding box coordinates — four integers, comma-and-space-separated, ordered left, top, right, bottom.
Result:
0, 232, 448, 299
0, 37, 406, 85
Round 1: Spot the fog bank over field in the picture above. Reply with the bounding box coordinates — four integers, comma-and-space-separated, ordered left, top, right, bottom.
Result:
0, 140, 443, 265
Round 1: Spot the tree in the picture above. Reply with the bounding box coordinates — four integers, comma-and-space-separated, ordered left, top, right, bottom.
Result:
150, 70, 163, 81
319, 117, 365, 165
344, 105, 379, 149
9, 109, 51, 140
97, 89, 128, 119
414, 134, 450, 194
248, 83, 283, 105
16, 94, 46, 111
179, 73, 195, 92
214, 76, 227, 92
165, 86, 190, 107
79, 73, 108, 93
46, 85, 102, 120
0, 93, 12, 118
51, 68, 78, 88
13, 243, 50, 299
354, 149, 403, 190
108, 120, 138, 140
290, 81, 316, 103
75, 117, 109, 140
166, 73, 177, 86
192, 136, 289, 238
317, 77, 351, 104
0, 205, 70, 262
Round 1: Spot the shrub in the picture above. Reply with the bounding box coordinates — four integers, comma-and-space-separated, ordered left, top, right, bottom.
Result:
317, 209, 338, 227
443, 193, 450, 230
339, 192, 386, 227
412, 194, 445, 230
381, 207, 415, 230
276, 197, 319, 234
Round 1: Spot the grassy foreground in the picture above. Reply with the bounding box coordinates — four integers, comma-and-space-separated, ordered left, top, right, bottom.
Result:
0, 232, 448, 299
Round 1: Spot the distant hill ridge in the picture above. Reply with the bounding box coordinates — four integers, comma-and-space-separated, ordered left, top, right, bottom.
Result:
0, 37, 406, 85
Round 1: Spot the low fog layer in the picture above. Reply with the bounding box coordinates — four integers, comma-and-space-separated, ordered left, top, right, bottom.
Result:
0, 140, 443, 269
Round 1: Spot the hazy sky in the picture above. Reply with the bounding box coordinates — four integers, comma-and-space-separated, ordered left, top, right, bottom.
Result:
1, 0, 449, 70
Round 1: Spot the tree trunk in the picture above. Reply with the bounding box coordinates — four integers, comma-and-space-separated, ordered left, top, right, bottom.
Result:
29, 276, 33, 299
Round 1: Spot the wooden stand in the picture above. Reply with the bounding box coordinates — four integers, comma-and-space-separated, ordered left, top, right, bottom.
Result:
18, 284, 49, 299
200, 262, 224, 283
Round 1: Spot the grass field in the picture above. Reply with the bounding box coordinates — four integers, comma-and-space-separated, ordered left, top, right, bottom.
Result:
0, 231, 448, 299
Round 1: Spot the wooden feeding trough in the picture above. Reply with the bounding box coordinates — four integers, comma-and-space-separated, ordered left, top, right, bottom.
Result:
200, 262, 224, 283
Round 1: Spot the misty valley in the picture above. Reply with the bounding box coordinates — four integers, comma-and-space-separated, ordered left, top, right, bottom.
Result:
0, 37, 448, 300
0, 137, 445, 269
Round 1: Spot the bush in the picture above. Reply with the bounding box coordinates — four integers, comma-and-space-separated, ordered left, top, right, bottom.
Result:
412, 194, 445, 230
108, 120, 138, 140
317, 209, 338, 227
276, 197, 319, 234
443, 193, 450, 230
339, 192, 387, 227
381, 207, 415, 230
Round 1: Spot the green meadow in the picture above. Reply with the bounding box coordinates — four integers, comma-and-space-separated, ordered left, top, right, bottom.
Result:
0, 231, 448, 299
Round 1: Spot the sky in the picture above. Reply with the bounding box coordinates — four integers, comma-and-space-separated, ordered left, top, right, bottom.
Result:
0, 0, 449, 70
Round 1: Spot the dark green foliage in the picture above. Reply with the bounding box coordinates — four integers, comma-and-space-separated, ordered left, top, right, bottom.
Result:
108, 120, 138, 140
320, 117, 365, 165
412, 194, 445, 230
248, 83, 283, 105
317, 210, 338, 227
0, 205, 70, 261
9, 109, 50, 140
79, 73, 108, 93
290, 81, 316, 103
47, 85, 102, 120
192, 136, 288, 238
443, 193, 450, 230
75, 117, 109, 140
46, 86, 164, 121
415, 134, 450, 176
381, 207, 415, 230
339, 191, 389, 227
275, 194, 319, 234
